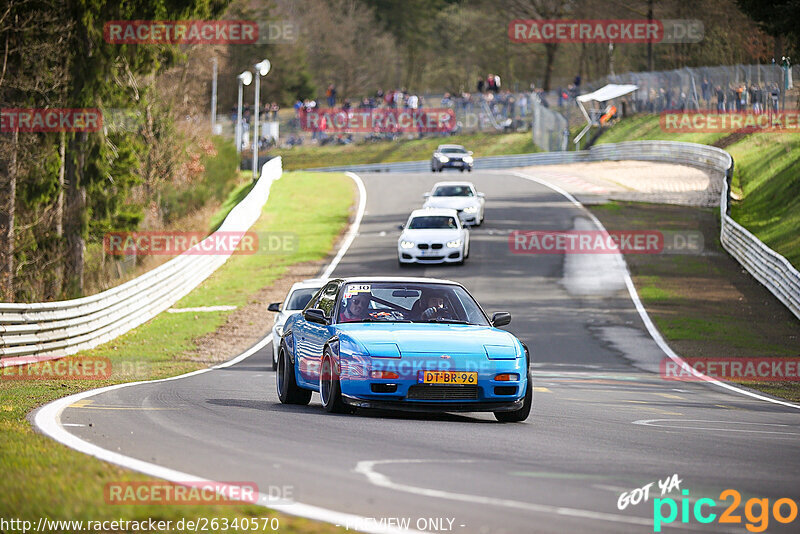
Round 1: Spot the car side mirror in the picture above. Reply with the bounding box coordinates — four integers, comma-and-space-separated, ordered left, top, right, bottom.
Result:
477, 192, 485, 198
398, 223, 405, 230
468, 151, 473, 155
491, 312, 511, 327
267, 302, 281, 312
423, 193, 431, 199
304, 308, 329, 325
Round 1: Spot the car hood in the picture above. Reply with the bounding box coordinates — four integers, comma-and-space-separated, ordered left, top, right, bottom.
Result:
400, 228, 462, 242
337, 323, 519, 358
424, 197, 478, 210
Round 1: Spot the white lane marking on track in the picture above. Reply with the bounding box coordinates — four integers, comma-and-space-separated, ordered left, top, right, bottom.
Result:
33, 172, 422, 534
501, 170, 800, 412
354, 459, 702, 529
633, 419, 800, 435
61, 423, 86, 427
320, 171, 367, 279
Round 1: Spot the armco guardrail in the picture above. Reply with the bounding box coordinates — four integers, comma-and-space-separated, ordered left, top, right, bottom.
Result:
0, 157, 283, 366
308, 141, 799, 320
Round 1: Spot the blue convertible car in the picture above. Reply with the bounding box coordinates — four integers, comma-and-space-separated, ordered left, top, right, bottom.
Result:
276, 277, 532, 422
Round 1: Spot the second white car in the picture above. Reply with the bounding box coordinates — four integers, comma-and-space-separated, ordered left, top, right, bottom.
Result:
423, 181, 485, 226
398, 208, 469, 266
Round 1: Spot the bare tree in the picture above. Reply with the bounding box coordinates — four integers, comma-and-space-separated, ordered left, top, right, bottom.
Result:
509, 0, 577, 90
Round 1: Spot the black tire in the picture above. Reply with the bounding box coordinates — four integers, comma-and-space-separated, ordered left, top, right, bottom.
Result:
398, 259, 411, 268
438, 168, 443, 172
494, 371, 532, 422
271, 351, 277, 371
467, 168, 472, 172
277, 344, 312, 405
459, 168, 465, 172
320, 350, 350, 413
431, 167, 436, 173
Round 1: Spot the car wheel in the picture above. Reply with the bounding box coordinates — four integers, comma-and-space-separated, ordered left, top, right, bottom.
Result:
277, 344, 312, 405
320, 349, 350, 414
438, 168, 443, 172
459, 168, 465, 172
272, 349, 278, 371
398, 259, 410, 268
467, 168, 472, 172
494, 371, 533, 422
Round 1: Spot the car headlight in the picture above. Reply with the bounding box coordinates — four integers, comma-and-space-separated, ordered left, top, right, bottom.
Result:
463, 206, 478, 213
446, 239, 462, 248
437, 155, 449, 162
400, 240, 415, 249
275, 324, 284, 337
463, 156, 473, 163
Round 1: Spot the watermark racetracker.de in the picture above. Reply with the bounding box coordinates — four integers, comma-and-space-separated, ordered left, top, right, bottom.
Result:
1, 357, 112, 380
103, 231, 297, 256
298, 108, 457, 134
660, 110, 800, 133
508, 230, 703, 255
0, 108, 102, 132
103, 20, 298, 44
509, 19, 704, 44
661, 357, 800, 381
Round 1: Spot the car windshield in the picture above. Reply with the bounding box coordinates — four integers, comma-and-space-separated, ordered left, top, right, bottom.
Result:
407, 215, 458, 229
433, 185, 474, 197
440, 147, 467, 154
337, 282, 489, 325
285, 287, 321, 310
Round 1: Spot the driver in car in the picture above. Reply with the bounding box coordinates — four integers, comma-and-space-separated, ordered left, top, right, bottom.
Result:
415, 290, 455, 321
340, 293, 371, 322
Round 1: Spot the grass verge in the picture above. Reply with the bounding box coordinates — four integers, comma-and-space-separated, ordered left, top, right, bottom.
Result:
588, 200, 800, 402
0, 171, 354, 532
592, 113, 800, 268
271, 131, 537, 170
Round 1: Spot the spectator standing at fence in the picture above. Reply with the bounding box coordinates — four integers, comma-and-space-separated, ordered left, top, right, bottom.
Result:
407, 93, 419, 109
702, 78, 710, 105
441, 92, 453, 108
486, 74, 496, 93
326, 84, 336, 107
477, 78, 485, 93
770, 84, 780, 112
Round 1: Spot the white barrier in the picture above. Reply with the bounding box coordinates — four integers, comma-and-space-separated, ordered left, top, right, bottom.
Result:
308, 141, 800, 320
0, 157, 283, 365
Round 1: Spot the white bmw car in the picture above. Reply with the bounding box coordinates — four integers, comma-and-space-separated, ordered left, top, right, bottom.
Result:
267, 278, 326, 369
423, 181, 485, 226
398, 208, 469, 266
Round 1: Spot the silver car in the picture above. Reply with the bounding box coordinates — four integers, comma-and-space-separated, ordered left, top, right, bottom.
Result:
431, 144, 474, 172
267, 278, 327, 370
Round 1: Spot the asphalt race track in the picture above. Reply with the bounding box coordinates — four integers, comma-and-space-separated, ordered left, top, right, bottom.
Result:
49, 170, 800, 533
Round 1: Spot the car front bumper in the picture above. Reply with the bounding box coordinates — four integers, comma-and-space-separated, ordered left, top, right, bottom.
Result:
340, 358, 528, 411
398, 245, 464, 264
342, 395, 523, 412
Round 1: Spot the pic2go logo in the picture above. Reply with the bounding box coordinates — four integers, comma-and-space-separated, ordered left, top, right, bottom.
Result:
653, 489, 798, 532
